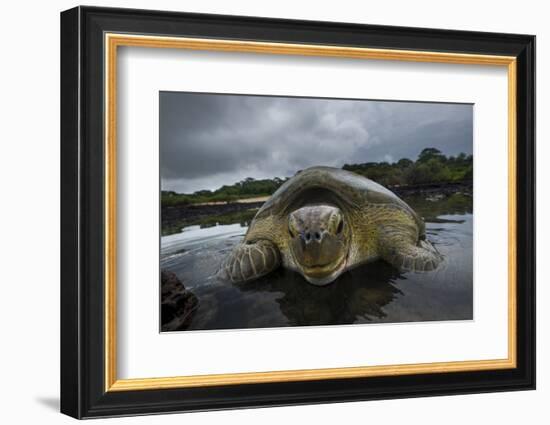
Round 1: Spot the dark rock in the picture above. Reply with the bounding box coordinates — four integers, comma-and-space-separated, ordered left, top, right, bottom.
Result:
391, 181, 473, 197
161, 270, 199, 331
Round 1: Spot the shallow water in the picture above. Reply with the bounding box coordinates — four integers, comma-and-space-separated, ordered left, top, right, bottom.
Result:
161, 193, 473, 331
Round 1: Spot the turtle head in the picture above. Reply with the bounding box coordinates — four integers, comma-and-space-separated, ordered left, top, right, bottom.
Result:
288, 205, 350, 286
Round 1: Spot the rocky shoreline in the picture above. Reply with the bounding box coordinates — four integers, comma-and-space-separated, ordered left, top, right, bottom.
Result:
162, 200, 265, 231
390, 180, 472, 197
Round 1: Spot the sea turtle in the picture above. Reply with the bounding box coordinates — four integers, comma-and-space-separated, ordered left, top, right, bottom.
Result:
219, 166, 442, 286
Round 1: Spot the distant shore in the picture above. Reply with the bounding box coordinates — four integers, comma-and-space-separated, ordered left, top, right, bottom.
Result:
390, 180, 472, 197
161, 180, 472, 232
194, 195, 269, 206
162, 199, 264, 230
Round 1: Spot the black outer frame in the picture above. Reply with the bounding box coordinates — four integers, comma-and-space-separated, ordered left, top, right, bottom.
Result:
60, 6, 535, 419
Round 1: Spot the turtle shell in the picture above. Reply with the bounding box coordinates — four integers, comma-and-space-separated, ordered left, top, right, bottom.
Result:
254, 166, 423, 232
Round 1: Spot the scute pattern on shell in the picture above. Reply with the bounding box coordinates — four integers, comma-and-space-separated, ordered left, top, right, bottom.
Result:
254, 166, 423, 233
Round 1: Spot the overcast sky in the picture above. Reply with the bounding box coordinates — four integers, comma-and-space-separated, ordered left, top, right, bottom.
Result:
160, 92, 472, 193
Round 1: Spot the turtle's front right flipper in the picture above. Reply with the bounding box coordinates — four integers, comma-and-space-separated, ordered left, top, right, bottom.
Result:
382, 238, 443, 272
218, 239, 280, 283
378, 225, 443, 273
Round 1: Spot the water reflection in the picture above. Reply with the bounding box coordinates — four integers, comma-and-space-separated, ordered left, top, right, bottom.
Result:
235, 262, 403, 327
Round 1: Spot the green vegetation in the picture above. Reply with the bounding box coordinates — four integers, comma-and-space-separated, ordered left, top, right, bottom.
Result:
162, 148, 472, 207
162, 177, 287, 207
343, 148, 472, 187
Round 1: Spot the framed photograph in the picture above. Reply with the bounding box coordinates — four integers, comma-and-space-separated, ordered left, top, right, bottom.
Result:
60, 6, 535, 419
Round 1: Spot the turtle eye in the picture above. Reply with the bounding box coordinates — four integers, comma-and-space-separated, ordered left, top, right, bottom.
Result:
336, 219, 344, 234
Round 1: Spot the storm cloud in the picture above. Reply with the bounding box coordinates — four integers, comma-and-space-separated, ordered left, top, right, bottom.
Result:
160, 92, 472, 193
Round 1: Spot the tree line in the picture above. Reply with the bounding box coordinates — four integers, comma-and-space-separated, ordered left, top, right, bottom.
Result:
342, 147, 472, 187
162, 148, 472, 207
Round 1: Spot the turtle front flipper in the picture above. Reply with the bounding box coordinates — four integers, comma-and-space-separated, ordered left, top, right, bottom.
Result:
379, 226, 443, 272
218, 239, 281, 283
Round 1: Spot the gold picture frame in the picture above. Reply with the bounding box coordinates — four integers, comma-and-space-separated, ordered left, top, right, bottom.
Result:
104, 34, 517, 392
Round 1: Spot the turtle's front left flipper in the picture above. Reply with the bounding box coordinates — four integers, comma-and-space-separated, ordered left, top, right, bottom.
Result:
379, 226, 443, 272
218, 239, 280, 283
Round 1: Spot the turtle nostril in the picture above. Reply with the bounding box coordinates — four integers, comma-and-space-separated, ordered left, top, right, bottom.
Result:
314, 231, 321, 241
305, 232, 311, 242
